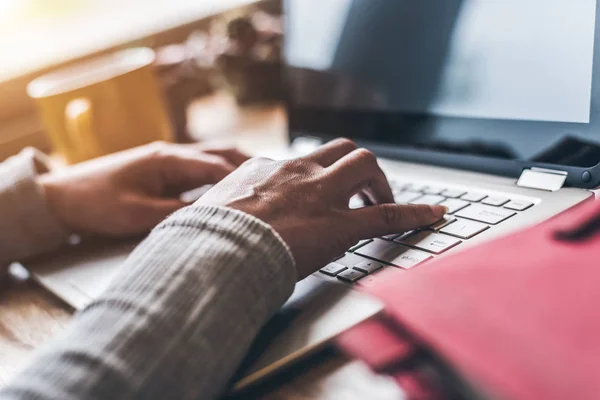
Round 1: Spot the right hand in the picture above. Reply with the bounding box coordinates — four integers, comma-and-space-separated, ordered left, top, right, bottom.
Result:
197, 139, 447, 280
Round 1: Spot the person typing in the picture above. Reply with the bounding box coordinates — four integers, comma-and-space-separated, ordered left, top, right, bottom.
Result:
0, 139, 443, 400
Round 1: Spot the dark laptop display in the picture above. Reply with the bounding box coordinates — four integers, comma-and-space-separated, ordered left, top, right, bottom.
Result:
285, 0, 600, 188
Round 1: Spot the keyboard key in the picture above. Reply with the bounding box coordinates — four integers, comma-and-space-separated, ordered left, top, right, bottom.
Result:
354, 238, 396, 259
391, 231, 416, 243
348, 239, 372, 252
395, 232, 461, 254
425, 216, 457, 232
391, 183, 409, 194
380, 233, 402, 240
357, 267, 399, 289
389, 248, 434, 269
389, 181, 408, 191
394, 191, 423, 204
455, 204, 516, 225
410, 194, 446, 206
439, 199, 470, 214
349, 195, 365, 209
320, 262, 347, 277
423, 186, 445, 195
337, 269, 366, 283
404, 183, 427, 192
355, 239, 433, 269
504, 200, 534, 211
441, 189, 466, 198
482, 196, 510, 206
440, 219, 489, 239
353, 260, 384, 274
333, 253, 373, 269
460, 192, 487, 202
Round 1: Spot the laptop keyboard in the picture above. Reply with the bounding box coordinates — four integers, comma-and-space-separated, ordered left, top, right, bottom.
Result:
318, 180, 536, 286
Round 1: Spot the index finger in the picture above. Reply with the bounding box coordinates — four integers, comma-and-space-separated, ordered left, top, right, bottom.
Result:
347, 203, 447, 240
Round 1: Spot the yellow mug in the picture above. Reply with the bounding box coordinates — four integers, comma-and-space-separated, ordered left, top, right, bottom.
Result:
27, 48, 173, 164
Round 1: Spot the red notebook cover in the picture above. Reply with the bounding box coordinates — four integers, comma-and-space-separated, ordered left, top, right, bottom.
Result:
339, 198, 600, 400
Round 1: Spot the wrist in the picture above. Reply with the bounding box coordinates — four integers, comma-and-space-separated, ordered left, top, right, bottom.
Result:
27, 150, 68, 232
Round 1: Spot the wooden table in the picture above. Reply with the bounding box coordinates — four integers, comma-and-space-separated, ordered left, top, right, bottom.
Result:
0, 92, 402, 399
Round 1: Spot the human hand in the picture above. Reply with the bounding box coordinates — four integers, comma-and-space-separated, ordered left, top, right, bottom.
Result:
197, 139, 447, 279
39, 141, 249, 237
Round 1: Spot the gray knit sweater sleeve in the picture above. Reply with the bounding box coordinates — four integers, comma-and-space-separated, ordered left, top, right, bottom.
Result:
1, 204, 297, 400
0, 148, 70, 266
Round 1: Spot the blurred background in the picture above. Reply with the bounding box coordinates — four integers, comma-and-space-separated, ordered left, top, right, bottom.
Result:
0, 0, 284, 161
0, 0, 254, 82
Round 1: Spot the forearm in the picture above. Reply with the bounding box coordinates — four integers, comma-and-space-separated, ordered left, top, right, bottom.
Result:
0, 149, 69, 266
1, 205, 296, 400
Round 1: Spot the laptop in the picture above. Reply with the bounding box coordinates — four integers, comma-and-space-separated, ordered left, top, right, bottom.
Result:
27, 0, 599, 392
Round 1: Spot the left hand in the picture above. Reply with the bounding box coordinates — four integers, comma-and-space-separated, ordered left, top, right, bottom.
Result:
38, 141, 249, 237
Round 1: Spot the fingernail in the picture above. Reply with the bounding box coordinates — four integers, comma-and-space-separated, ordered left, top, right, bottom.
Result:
432, 206, 448, 218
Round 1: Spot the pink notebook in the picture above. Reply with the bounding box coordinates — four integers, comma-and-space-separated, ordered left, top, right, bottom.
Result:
339, 198, 600, 400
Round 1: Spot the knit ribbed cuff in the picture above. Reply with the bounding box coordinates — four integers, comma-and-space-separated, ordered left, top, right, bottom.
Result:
156, 204, 296, 272
0, 148, 70, 264
102, 204, 297, 316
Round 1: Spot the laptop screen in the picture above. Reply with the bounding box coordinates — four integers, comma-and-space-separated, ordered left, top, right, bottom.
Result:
285, 0, 600, 170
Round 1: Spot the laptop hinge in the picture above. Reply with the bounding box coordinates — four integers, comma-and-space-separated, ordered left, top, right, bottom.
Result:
517, 167, 568, 192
